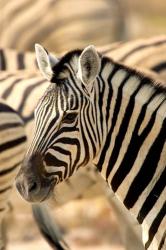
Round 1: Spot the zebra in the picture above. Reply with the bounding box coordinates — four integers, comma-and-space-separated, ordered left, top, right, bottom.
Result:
0, 72, 144, 250
0, 35, 166, 75
15, 44, 166, 250
0, 98, 27, 249
0, 99, 68, 250
0, 47, 37, 71
0, 0, 128, 53
0, 96, 70, 250
0, 36, 165, 249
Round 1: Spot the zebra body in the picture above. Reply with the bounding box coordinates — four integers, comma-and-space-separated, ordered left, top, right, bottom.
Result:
16, 44, 166, 250
0, 36, 165, 249
0, 98, 26, 249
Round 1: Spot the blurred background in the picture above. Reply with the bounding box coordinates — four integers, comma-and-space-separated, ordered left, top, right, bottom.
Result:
0, 0, 166, 249
1, 0, 166, 53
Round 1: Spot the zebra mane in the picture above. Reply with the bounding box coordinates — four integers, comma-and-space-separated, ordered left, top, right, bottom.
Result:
103, 56, 166, 94
52, 49, 82, 75
51, 48, 166, 96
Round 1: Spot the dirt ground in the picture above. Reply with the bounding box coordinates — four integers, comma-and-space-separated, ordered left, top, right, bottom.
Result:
6, 188, 125, 250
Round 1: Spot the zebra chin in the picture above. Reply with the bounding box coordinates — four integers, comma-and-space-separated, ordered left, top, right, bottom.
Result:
15, 153, 56, 203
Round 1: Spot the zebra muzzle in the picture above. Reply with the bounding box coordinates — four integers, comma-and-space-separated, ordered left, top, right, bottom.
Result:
15, 153, 55, 202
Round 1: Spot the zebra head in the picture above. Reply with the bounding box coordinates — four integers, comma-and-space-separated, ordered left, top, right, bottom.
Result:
16, 44, 103, 202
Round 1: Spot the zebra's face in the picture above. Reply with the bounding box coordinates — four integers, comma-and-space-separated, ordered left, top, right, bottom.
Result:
16, 44, 101, 202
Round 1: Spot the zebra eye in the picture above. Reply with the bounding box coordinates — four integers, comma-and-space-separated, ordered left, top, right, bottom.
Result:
63, 112, 77, 123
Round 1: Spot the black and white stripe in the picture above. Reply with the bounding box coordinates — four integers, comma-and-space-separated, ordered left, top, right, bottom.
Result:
0, 48, 37, 71
0, 35, 166, 77
0, 99, 26, 249
20, 44, 166, 250
0, 37, 165, 250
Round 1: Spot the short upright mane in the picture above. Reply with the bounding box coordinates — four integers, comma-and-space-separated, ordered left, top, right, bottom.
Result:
52, 48, 166, 96
52, 49, 82, 76
103, 55, 166, 94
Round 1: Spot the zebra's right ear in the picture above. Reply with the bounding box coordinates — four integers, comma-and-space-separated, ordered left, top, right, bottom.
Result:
35, 44, 58, 81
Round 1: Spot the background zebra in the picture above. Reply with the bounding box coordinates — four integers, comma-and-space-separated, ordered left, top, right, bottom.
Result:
0, 0, 128, 52
1, 35, 166, 78
0, 36, 165, 250
0, 48, 37, 71
16, 44, 166, 250
0, 99, 26, 250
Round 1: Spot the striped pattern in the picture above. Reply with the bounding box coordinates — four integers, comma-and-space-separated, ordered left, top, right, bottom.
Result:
0, 99, 26, 249
0, 0, 126, 53
22, 46, 166, 250
0, 35, 166, 79
0, 48, 37, 71
0, 36, 165, 249
0, 71, 49, 139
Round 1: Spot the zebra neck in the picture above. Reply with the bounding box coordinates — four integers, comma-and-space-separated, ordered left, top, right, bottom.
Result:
93, 60, 166, 249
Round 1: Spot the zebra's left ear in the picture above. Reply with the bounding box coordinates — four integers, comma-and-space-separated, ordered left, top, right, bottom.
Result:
35, 44, 58, 81
77, 45, 101, 88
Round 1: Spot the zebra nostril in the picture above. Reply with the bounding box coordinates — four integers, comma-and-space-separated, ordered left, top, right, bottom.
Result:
28, 181, 38, 194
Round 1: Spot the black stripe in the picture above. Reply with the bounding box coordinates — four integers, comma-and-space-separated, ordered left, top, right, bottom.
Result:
2, 78, 23, 99
123, 117, 166, 209
84, 102, 96, 157
94, 89, 101, 147
17, 53, 25, 69
23, 113, 34, 123
46, 170, 63, 182
159, 230, 166, 250
97, 64, 120, 171
105, 73, 131, 178
145, 202, 166, 249
0, 208, 6, 212
0, 49, 6, 70
0, 103, 16, 113
44, 126, 79, 153
120, 40, 166, 62
54, 137, 80, 173
110, 87, 161, 195
0, 122, 23, 131
0, 162, 21, 176
0, 136, 26, 153
45, 153, 67, 168
106, 78, 143, 180
98, 68, 106, 138
0, 186, 12, 194
151, 62, 166, 73
17, 79, 46, 116
86, 104, 97, 143
79, 100, 90, 166
52, 146, 72, 178
137, 168, 166, 224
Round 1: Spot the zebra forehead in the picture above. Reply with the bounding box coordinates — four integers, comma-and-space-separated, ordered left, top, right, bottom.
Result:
36, 81, 75, 113
52, 49, 82, 76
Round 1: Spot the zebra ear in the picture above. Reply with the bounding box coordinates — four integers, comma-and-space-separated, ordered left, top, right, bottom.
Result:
35, 44, 58, 81
77, 45, 101, 88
